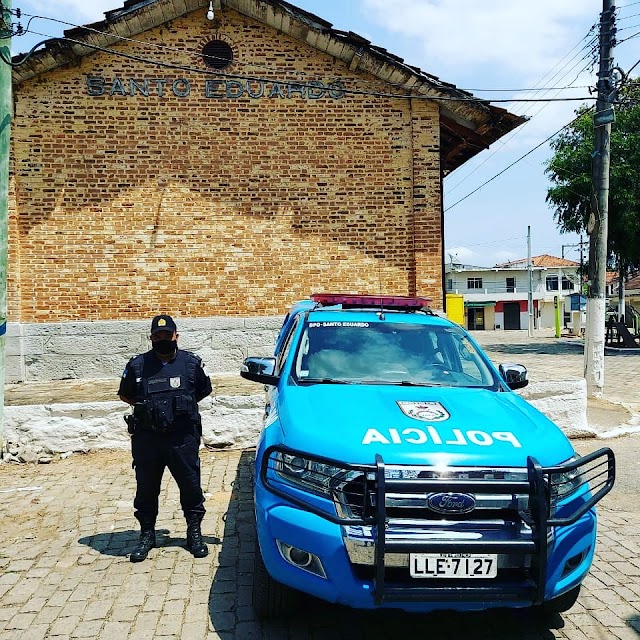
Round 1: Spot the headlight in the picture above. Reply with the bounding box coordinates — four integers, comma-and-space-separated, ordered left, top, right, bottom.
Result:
281, 454, 310, 476
549, 455, 591, 518
550, 456, 584, 500
274, 452, 358, 499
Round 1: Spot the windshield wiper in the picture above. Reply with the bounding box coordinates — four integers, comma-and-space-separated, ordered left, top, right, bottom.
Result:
301, 377, 355, 385
357, 379, 448, 387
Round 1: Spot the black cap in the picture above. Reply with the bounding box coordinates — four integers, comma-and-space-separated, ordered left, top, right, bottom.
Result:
150, 314, 177, 335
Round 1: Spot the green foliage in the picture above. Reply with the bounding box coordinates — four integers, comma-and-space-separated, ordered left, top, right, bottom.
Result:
545, 80, 640, 271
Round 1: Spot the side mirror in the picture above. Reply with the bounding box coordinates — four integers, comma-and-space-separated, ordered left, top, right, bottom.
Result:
499, 363, 529, 390
240, 357, 280, 386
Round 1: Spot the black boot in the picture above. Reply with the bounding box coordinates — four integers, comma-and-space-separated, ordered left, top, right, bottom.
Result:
186, 519, 208, 558
130, 529, 156, 563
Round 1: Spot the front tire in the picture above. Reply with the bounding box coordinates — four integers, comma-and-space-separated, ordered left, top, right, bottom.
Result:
252, 540, 297, 619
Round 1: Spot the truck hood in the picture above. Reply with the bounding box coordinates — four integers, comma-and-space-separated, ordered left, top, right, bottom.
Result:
276, 384, 574, 468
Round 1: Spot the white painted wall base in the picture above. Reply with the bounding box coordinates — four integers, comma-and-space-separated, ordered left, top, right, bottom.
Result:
1, 379, 599, 464
517, 378, 590, 437
2, 393, 265, 463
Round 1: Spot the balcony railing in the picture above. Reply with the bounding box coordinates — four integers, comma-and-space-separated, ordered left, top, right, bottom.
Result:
446, 284, 578, 295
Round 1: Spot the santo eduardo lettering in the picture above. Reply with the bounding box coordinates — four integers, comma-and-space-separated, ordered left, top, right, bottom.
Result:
85, 76, 346, 100
362, 427, 522, 448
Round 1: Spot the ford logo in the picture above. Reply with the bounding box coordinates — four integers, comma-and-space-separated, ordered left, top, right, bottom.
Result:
427, 492, 476, 514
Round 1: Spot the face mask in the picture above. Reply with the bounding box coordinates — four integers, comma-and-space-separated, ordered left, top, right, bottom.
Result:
152, 339, 177, 356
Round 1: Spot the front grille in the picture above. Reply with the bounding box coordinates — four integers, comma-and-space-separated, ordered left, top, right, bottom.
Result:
337, 465, 530, 522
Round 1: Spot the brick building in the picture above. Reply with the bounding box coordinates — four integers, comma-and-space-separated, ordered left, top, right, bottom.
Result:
6, 0, 523, 382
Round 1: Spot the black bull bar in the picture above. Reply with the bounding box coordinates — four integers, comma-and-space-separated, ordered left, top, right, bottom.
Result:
259, 446, 615, 606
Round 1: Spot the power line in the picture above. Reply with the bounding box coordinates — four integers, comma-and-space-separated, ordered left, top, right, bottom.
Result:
6, 5, 627, 219
444, 110, 590, 213
9, 9, 606, 98
617, 22, 640, 32
9, 28, 597, 105
618, 29, 640, 44
0, 9, 594, 100
446, 27, 599, 194
462, 85, 592, 93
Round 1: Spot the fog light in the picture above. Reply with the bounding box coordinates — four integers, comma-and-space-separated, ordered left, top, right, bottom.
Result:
276, 540, 327, 578
288, 547, 312, 568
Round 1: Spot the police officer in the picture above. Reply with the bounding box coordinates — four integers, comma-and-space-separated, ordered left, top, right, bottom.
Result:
118, 314, 213, 562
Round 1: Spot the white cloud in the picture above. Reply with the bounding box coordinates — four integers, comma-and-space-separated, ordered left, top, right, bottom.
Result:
23, 0, 115, 26
361, 0, 599, 82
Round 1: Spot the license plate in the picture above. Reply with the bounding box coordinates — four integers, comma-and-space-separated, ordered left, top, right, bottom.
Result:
410, 553, 497, 579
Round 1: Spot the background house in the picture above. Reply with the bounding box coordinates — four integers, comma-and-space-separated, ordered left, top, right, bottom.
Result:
445, 255, 582, 331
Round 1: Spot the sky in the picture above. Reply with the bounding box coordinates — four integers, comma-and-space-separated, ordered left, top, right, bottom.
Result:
8, 0, 640, 268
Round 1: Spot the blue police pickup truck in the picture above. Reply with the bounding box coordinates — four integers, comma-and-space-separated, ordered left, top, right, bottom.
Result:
240, 294, 615, 618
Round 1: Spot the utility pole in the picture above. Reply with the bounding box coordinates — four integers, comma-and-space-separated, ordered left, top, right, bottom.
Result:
527, 226, 534, 336
0, 0, 11, 455
555, 247, 565, 339
585, 0, 616, 398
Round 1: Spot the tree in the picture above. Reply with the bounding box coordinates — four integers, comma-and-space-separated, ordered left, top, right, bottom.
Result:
545, 79, 640, 277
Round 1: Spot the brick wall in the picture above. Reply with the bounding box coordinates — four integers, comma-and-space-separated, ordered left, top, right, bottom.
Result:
9, 7, 443, 323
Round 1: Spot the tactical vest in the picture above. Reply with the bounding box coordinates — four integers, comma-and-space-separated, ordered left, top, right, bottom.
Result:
130, 351, 201, 432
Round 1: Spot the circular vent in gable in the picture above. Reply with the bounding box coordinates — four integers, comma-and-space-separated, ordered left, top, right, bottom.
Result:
202, 40, 234, 70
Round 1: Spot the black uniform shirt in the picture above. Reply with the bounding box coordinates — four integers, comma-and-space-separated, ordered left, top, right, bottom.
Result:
118, 349, 212, 403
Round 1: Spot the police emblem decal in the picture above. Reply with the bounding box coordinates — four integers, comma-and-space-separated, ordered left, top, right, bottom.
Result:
170, 377, 181, 388
397, 401, 450, 422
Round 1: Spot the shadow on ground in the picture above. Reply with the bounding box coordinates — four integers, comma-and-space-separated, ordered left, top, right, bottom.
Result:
206, 452, 569, 639
78, 529, 221, 557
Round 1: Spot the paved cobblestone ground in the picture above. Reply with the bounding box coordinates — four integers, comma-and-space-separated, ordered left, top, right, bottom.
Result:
1, 448, 639, 640
473, 330, 640, 410
0, 330, 639, 639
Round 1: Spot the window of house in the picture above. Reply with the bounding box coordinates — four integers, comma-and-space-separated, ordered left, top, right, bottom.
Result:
467, 277, 482, 289
446, 278, 454, 291
506, 277, 515, 292
546, 275, 572, 291
546, 276, 559, 291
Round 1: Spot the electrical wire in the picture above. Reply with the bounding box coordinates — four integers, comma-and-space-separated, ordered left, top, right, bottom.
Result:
7, 4, 631, 220
7, 9, 599, 97
445, 3, 627, 206
446, 27, 599, 195
444, 110, 592, 213
9, 10, 600, 101
446, 52, 597, 195
618, 29, 640, 44
13, 28, 597, 105
617, 12, 640, 22
617, 22, 640, 32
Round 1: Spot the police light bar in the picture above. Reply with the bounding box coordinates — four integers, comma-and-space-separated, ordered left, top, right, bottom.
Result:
310, 293, 431, 311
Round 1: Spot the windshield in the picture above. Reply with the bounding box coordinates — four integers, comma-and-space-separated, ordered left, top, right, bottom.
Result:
292, 320, 498, 388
